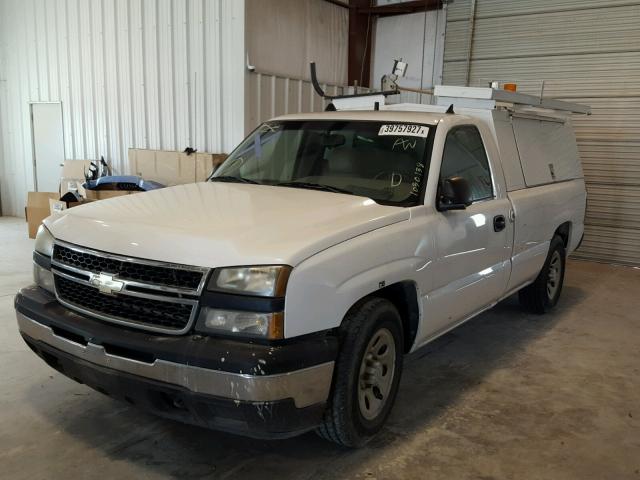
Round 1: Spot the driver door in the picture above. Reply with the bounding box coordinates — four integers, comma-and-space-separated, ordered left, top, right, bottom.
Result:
426, 125, 512, 336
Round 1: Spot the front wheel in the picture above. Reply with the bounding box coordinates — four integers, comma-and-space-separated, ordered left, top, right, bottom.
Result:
519, 235, 566, 314
316, 298, 403, 447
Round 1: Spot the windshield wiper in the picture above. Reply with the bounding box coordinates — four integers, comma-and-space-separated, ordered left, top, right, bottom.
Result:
276, 181, 354, 195
210, 175, 260, 184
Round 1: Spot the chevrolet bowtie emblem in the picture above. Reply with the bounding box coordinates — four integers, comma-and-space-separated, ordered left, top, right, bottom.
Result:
89, 273, 124, 295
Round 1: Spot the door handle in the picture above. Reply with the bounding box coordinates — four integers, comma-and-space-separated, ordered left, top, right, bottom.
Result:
493, 214, 506, 232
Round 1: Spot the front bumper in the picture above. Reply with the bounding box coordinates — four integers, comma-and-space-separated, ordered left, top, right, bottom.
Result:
15, 286, 338, 439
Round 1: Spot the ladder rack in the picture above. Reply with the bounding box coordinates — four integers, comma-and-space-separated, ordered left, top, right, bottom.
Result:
433, 86, 591, 115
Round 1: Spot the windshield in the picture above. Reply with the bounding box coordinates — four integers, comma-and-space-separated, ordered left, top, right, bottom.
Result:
212, 120, 434, 206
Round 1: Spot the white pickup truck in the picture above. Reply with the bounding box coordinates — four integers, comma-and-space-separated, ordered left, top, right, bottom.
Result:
16, 86, 588, 447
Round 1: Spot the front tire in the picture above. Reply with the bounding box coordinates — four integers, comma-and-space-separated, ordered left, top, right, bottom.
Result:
316, 298, 403, 447
519, 235, 566, 314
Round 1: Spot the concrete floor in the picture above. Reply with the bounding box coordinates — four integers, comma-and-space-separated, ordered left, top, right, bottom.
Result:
1, 215, 639, 479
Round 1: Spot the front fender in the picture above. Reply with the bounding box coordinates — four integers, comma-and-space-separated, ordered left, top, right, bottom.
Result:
284, 215, 435, 339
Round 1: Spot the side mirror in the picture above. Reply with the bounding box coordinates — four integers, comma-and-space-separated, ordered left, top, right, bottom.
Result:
438, 176, 472, 211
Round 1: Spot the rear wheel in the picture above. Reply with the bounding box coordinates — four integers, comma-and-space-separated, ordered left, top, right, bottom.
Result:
316, 298, 403, 447
519, 235, 566, 314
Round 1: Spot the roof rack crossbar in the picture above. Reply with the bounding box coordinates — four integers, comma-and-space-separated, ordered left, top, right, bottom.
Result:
433, 86, 591, 115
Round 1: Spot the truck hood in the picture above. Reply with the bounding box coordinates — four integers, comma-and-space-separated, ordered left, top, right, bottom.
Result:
44, 182, 409, 268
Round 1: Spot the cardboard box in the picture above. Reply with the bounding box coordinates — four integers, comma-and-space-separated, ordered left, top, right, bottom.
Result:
49, 198, 95, 214
128, 149, 195, 186
26, 192, 59, 238
128, 149, 227, 185
61, 159, 94, 179
84, 190, 137, 201
59, 160, 94, 197
199, 153, 227, 181
60, 177, 87, 198
49, 199, 67, 214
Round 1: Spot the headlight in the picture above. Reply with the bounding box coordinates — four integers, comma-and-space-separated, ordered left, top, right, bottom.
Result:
209, 265, 291, 297
196, 308, 284, 339
33, 226, 55, 293
34, 225, 54, 257
33, 263, 55, 294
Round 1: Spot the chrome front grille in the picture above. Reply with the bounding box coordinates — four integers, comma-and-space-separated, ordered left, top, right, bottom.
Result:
53, 244, 203, 290
50, 241, 209, 334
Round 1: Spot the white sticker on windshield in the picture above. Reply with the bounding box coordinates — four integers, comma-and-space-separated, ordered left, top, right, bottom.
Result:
378, 124, 429, 138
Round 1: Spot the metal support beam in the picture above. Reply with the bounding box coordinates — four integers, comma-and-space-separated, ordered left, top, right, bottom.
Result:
322, 0, 349, 9
356, 0, 443, 17
348, 0, 373, 88
464, 0, 477, 87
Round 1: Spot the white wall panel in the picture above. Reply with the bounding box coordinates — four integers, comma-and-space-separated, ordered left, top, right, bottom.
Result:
371, 8, 446, 104
203, 0, 220, 151
0, 0, 245, 217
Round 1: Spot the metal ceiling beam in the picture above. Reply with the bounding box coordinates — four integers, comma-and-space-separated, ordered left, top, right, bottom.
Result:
322, 0, 349, 8
356, 0, 443, 18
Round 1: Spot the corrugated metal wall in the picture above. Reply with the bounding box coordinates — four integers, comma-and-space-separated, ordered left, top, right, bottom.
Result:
0, 0, 245, 217
245, 0, 348, 86
443, 0, 640, 265
245, 72, 345, 130
244, 0, 349, 131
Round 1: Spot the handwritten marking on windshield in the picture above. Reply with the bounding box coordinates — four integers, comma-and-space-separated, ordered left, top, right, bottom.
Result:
411, 162, 426, 196
392, 138, 417, 151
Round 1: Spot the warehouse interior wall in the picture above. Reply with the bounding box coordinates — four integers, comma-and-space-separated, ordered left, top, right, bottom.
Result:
0, 0, 245, 217
244, 0, 348, 130
443, 0, 640, 266
245, 0, 348, 86
0, 37, 10, 216
371, 7, 446, 104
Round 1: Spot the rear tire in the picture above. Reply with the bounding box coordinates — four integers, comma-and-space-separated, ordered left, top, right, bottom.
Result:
316, 298, 403, 447
519, 235, 566, 314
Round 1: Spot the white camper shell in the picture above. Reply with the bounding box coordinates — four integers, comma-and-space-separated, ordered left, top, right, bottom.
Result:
376, 85, 588, 192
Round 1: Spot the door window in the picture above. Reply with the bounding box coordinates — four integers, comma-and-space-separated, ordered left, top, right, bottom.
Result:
440, 126, 493, 202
